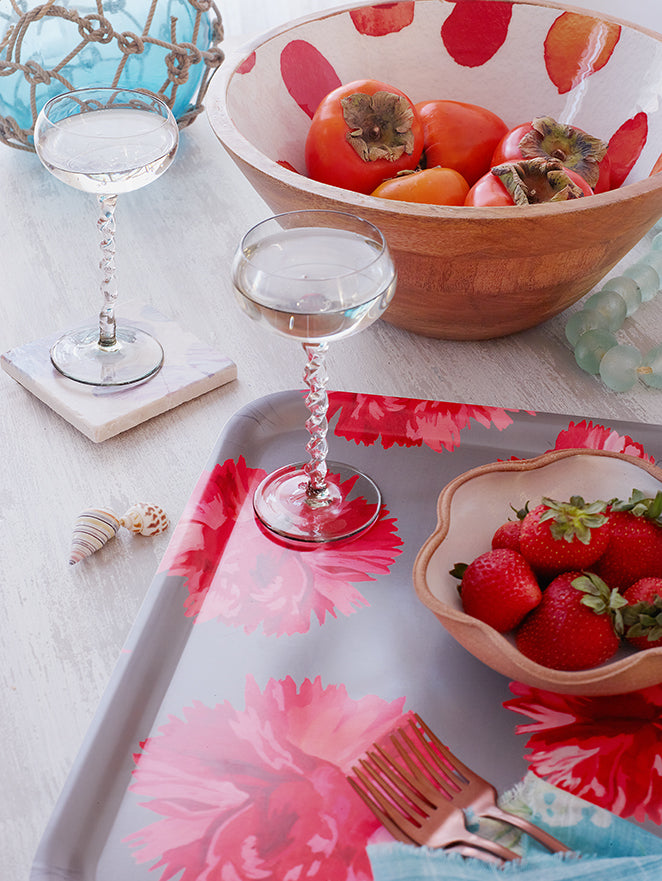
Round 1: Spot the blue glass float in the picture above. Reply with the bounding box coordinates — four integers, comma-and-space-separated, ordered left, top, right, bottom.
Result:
0, 0, 223, 150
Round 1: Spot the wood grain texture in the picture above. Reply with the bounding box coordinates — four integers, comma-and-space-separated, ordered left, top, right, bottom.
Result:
3, 2, 662, 879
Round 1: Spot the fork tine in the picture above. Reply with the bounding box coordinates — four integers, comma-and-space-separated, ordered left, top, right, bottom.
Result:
369, 745, 435, 811
391, 723, 461, 797
347, 772, 417, 844
411, 714, 474, 785
360, 752, 430, 818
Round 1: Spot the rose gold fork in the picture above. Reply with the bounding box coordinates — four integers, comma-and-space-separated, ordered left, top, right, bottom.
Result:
408, 714, 571, 852
348, 729, 520, 862
350, 713, 571, 856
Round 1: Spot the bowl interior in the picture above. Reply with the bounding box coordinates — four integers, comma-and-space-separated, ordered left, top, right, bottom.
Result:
414, 451, 662, 692
224, 0, 662, 187
424, 452, 662, 614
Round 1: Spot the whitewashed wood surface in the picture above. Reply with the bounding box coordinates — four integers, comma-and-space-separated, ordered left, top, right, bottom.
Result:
2, 1, 662, 877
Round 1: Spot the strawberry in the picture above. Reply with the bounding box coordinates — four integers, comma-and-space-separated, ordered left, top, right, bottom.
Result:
491, 504, 528, 552
451, 548, 542, 632
518, 495, 609, 578
593, 491, 662, 589
515, 571, 626, 670
491, 519, 522, 552
622, 577, 662, 650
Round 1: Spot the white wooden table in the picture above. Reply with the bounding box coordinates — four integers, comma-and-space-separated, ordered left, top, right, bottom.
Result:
2, 1, 662, 877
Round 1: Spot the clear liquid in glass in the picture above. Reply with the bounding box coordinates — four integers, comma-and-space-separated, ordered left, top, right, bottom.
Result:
37, 108, 178, 195
233, 227, 397, 342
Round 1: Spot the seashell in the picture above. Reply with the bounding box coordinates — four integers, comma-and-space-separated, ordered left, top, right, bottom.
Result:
69, 508, 121, 565
119, 503, 169, 537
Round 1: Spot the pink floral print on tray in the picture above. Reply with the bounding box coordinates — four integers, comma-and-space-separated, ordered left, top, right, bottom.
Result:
505, 681, 662, 824
158, 456, 402, 635
550, 419, 654, 461
126, 675, 408, 881
327, 392, 520, 452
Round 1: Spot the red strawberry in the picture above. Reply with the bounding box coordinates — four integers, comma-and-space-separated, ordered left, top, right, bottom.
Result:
491, 519, 522, 552
593, 494, 662, 589
519, 495, 609, 578
491, 504, 528, 552
515, 571, 625, 670
623, 577, 662, 650
452, 549, 541, 632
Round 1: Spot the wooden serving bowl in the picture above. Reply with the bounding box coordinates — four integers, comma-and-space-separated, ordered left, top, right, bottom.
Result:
207, 0, 662, 340
413, 449, 662, 695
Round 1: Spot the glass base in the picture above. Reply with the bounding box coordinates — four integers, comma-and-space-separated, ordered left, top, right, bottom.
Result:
253, 461, 381, 543
50, 325, 164, 387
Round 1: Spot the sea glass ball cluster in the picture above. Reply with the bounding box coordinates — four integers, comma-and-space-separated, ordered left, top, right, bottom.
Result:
566, 229, 662, 392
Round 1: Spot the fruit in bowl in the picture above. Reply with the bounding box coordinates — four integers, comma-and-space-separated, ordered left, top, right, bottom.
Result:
413, 449, 662, 695
207, 0, 662, 340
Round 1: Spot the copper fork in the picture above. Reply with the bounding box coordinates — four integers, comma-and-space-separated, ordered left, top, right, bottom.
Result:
348, 729, 520, 862
348, 714, 570, 859
405, 714, 571, 852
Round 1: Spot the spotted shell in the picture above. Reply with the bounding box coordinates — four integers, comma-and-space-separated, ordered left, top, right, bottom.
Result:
119, 503, 169, 536
69, 508, 121, 565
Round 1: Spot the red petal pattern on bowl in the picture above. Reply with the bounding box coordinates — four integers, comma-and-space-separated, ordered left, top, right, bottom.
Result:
237, 52, 256, 74
608, 112, 649, 188
543, 12, 620, 94
440, 0, 513, 67
349, 1, 415, 36
280, 40, 341, 118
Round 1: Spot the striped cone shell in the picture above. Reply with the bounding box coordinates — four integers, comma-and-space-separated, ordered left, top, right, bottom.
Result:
69, 508, 121, 565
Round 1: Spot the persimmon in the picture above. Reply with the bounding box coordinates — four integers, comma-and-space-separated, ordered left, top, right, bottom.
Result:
371, 167, 470, 205
465, 158, 593, 207
491, 117, 610, 192
305, 79, 423, 194
415, 99, 508, 186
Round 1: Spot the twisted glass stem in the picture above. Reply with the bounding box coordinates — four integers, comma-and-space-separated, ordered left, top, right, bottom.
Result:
97, 193, 119, 347
302, 341, 331, 502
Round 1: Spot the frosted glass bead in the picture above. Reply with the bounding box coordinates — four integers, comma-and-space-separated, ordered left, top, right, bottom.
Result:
599, 344, 642, 392
652, 232, 662, 250
601, 276, 642, 315
640, 344, 662, 389
583, 290, 627, 332
574, 329, 618, 374
565, 308, 610, 345
623, 262, 659, 302
641, 250, 662, 279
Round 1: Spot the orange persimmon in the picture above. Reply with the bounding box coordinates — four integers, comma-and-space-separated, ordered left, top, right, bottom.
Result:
371, 166, 470, 205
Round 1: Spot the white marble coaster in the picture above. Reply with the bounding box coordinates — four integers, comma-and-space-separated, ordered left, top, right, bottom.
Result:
1, 302, 237, 442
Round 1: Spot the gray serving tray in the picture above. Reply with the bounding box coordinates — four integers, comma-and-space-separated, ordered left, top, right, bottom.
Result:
30, 390, 662, 880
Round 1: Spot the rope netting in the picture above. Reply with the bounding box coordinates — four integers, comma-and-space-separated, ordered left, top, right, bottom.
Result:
0, 0, 224, 150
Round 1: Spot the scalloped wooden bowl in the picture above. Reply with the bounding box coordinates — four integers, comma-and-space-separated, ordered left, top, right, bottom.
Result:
413, 449, 662, 695
207, 0, 662, 340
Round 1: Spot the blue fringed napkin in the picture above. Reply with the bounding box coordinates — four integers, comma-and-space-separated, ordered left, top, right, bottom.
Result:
367, 773, 662, 880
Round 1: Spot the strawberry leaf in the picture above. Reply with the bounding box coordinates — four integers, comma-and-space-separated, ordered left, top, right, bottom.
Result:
539, 496, 608, 544
624, 595, 662, 641
572, 573, 627, 634
611, 489, 662, 523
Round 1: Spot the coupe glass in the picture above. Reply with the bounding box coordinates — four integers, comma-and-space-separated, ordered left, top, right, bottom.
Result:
34, 87, 179, 386
232, 210, 397, 543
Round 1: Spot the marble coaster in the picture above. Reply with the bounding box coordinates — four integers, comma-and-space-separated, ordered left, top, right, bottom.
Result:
1, 302, 237, 442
